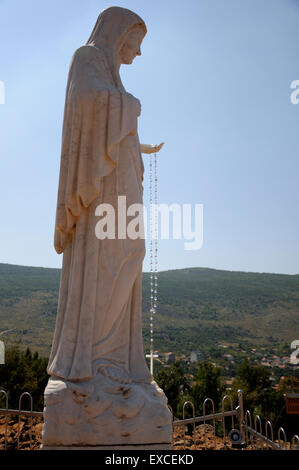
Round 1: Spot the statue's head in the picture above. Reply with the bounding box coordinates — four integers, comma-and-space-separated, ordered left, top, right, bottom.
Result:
87, 7, 147, 66
117, 25, 144, 65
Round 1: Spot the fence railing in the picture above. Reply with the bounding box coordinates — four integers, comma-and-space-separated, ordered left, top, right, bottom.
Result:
0, 388, 298, 450
0, 389, 43, 450
171, 389, 299, 450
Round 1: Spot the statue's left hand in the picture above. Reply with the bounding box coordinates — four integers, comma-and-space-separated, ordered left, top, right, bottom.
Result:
140, 142, 165, 154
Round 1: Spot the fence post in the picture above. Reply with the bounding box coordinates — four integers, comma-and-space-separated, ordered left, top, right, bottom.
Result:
182, 401, 195, 450
17, 392, 33, 450
237, 389, 245, 441
0, 390, 8, 450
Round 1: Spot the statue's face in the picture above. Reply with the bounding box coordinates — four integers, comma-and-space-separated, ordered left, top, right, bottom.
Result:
118, 29, 144, 65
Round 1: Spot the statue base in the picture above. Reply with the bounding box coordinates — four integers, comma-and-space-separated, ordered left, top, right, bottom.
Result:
42, 374, 173, 448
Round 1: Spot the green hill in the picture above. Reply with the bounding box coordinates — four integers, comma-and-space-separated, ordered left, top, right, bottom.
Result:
0, 263, 298, 358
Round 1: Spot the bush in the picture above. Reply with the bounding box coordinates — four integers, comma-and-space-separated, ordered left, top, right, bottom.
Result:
0, 346, 48, 410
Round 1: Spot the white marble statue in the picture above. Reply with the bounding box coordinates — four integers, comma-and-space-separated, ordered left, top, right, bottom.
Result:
42, 6, 172, 449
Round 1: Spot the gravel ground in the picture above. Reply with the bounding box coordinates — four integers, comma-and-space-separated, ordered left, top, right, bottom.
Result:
0, 417, 288, 451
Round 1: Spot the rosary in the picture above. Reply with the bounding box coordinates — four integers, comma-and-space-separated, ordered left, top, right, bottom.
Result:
146, 152, 159, 376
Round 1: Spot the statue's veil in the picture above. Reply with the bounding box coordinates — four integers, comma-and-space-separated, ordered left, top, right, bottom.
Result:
86, 6, 147, 91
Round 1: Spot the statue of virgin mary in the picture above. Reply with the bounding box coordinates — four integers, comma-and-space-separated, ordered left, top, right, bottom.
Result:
42, 6, 172, 449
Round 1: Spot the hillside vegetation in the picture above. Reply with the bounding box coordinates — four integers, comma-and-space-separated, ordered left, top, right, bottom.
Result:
0, 263, 298, 357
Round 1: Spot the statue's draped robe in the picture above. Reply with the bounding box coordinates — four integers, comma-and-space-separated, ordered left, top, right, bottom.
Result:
47, 45, 152, 384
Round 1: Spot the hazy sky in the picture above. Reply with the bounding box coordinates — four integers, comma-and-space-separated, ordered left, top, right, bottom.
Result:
0, 0, 298, 274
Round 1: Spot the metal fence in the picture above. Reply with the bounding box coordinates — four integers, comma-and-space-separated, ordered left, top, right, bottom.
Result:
0, 388, 298, 450
0, 390, 43, 450
171, 390, 299, 450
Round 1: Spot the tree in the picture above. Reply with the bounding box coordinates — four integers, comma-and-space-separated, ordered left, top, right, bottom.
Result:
235, 359, 272, 392
231, 359, 280, 423
277, 376, 299, 394
190, 361, 224, 415
0, 346, 48, 410
155, 361, 190, 417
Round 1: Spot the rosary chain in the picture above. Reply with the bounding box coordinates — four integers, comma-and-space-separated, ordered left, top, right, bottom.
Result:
149, 153, 158, 358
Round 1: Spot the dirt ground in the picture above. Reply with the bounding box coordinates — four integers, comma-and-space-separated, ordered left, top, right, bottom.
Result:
0, 416, 43, 450
0, 416, 287, 451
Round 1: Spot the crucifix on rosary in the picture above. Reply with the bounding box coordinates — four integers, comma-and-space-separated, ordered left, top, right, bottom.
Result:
141, 142, 164, 376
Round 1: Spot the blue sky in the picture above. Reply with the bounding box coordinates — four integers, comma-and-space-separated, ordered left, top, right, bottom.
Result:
0, 0, 298, 274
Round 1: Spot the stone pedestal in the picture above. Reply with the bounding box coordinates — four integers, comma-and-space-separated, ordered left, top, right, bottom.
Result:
42, 375, 173, 448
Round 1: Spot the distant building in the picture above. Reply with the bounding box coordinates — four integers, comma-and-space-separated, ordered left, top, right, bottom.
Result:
261, 361, 271, 367
224, 354, 234, 362
164, 352, 176, 364
225, 379, 233, 389
190, 351, 203, 363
